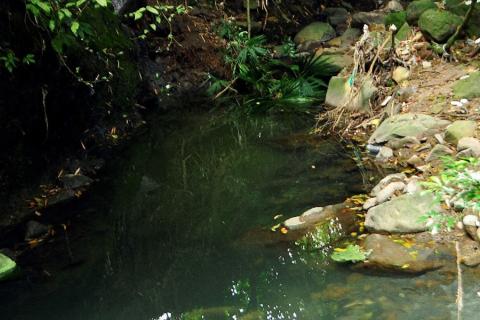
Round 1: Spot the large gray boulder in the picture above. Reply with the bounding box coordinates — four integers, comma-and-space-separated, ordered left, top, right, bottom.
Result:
368, 113, 450, 145
365, 192, 439, 233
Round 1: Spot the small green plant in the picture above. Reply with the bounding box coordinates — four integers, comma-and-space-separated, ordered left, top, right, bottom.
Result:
210, 26, 339, 113
127, 2, 189, 48
420, 156, 480, 233
331, 244, 369, 263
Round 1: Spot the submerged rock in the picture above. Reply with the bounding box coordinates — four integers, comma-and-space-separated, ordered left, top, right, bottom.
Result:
418, 9, 463, 42
60, 174, 93, 189
358, 234, 445, 273
294, 22, 336, 45
24, 221, 49, 241
368, 113, 450, 145
365, 192, 438, 233
453, 72, 480, 99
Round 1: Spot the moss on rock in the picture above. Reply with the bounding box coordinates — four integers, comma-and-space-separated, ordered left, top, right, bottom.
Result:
418, 9, 463, 42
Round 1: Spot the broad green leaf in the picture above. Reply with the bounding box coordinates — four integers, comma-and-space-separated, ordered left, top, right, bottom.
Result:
71, 21, 80, 35
149, 24, 157, 31
146, 5, 159, 14
49, 19, 55, 31
95, 0, 108, 7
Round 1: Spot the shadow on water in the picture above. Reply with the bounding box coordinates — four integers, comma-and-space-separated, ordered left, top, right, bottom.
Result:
0, 111, 475, 320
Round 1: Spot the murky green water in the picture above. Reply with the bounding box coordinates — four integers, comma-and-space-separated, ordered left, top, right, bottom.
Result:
1, 112, 479, 320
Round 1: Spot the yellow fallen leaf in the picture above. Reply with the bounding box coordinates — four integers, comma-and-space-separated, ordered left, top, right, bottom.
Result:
401, 264, 410, 269
334, 247, 347, 252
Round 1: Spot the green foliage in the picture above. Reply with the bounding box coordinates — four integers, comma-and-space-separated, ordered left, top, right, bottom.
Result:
210, 26, 339, 113
420, 156, 480, 233
331, 244, 369, 263
0, 50, 35, 73
127, 2, 189, 48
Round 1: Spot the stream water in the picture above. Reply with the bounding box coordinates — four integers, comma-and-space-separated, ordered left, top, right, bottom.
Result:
1, 112, 480, 320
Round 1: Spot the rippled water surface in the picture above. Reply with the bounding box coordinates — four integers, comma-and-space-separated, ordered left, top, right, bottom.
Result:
1, 113, 479, 320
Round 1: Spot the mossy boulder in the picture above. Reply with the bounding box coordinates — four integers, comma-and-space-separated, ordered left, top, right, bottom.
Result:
406, 0, 437, 24
444, 0, 480, 36
0, 253, 16, 281
453, 72, 480, 99
385, 10, 407, 30
418, 9, 463, 42
294, 22, 336, 45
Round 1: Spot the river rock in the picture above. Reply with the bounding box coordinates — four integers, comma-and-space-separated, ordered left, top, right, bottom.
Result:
325, 76, 377, 112
365, 192, 438, 233
376, 181, 406, 204
375, 146, 393, 162
363, 197, 377, 210
418, 9, 463, 42
425, 144, 454, 162
407, 154, 423, 167
453, 72, 480, 99
383, 0, 404, 12
392, 66, 410, 83
319, 53, 354, 70
368, 113, 450, 145
324, 7, 350, 33
352, 11, 386, 26
294, 22, 336, 45
458, 137, 480, 156
444, 0, 480, 37
60, 174, 93, 189
24, 221, 49, 241
387, 136, 420, 149
371, 173, 407, 196
406, 0, 437, 24
359, 234, 444, 273
0, 253, 16, 281
445, 120, 477, 145
404, 177, 422, 194
336, 28, 361, 47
